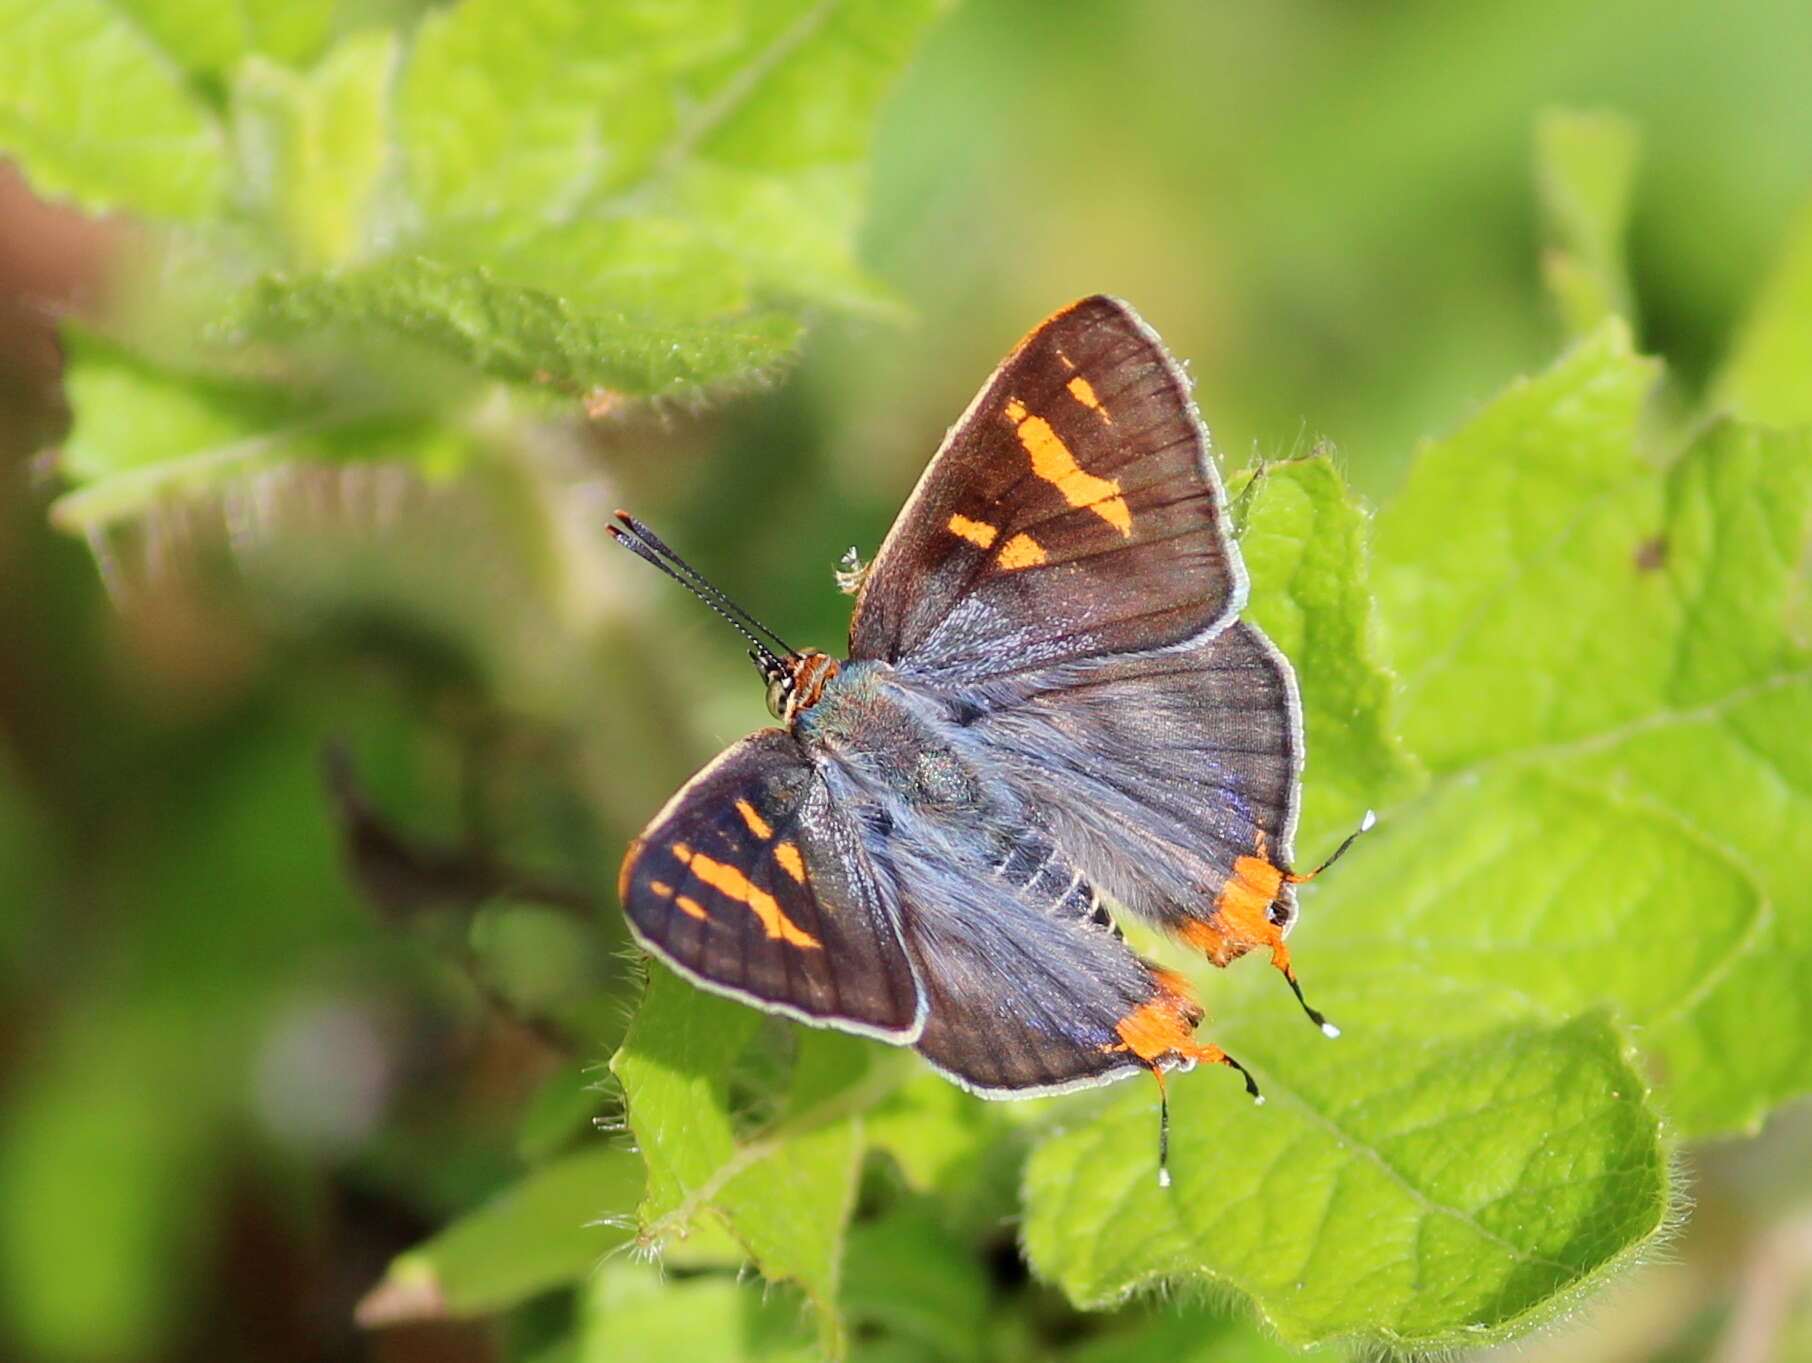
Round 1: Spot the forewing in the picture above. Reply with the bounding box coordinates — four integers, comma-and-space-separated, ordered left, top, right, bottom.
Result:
962, 621, 1304, 944
850, 295, 1246, 679
619, 729, 923, 1041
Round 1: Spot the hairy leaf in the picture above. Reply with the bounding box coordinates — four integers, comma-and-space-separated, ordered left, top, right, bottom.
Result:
1372, 321, 1812, 1135
356, 1145, 643, 1326
1228, 455, 1421, 849
245, 258, 807, 397
1025, 1013, 1662, 1347
612, 965, 901, 1357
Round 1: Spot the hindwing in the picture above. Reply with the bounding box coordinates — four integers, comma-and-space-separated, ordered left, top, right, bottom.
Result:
965, 620, 1309, 964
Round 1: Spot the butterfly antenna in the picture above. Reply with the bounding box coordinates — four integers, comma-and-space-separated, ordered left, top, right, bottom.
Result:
607, 517, 790, 672
611, 511, 798, 657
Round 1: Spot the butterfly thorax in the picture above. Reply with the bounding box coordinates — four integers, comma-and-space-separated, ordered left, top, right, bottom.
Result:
791, 660, 990, 823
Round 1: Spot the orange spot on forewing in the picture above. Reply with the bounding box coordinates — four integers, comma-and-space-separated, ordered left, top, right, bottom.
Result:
669, 844, 821, 948
735, 799, 773, 840
1066, 374, 1108, 418
774, 842, 806, 883
676, 895, 708, 920
946, 513, 999, 548
1003, 397, 1131, 534
996, 533, 1047, 570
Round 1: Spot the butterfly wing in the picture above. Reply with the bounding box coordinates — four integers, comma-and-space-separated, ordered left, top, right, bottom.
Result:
963, 620, 1308, 967
879, 826, 1219, 1094
618, 729, 924, 1040
849, 295, 1245, 680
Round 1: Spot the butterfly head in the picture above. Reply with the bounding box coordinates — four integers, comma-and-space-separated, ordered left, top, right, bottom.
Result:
764, 649, 841, 723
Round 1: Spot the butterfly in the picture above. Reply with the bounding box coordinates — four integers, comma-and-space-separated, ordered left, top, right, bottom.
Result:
611, 297, 1365, 1181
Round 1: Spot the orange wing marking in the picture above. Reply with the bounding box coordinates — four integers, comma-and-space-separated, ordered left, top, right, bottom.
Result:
1105, 968, 1237, 1070
669, 843, 821, 948
773, 841, 807, 884
1003, 397, 1131, 534
1181, 853, 1289, 970
735, 799, 773, 840
946, 513, 999, 549
996, 532, 1047, 571
676, 895, 708, 921
1066, 374, 1110, 420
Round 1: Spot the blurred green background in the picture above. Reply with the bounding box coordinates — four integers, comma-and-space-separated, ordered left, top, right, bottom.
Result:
2, 1, 1810, 1360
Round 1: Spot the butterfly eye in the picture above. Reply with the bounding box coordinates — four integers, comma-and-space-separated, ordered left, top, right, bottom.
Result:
766, 676, 790, 720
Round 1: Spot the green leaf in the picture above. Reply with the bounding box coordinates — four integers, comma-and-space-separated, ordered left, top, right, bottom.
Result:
611, 966, 901, 1357
841, 1205, 990, 1363
246, 257, 807, 397
865, 1071, 1004, 1199
576, 1262, 818, 1363
1372, 321, 1812, 1135
39, 0, 951, 540
52, 329, 318, 529
357, 1144, 643, 1325
1374, 322, 1664, 766
399, 0, 730, 224
323, 0, 942, 396
50, 328, 465, 530
1714, 195, 1812, 426
230, 29, 398, 269
1227, 455, 1421, 848
1024, 1013, 1665, 1349
1535, 110, 1641, 336
0, 0, 229, 219
1066, 1301, 1327, 1363
105, 0, 334, 80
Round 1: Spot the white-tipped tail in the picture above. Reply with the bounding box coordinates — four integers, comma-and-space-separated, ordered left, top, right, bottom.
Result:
1158, 1167, 1172, 1189
1321, 1021, 1342, 1039
1360, 809, 1378, 831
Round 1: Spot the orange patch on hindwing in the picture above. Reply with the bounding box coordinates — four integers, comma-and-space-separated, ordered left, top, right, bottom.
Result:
1183, 851, 1292, 971
1003, 397, 1131, 534
996, 532, 1047, 571
669, 843, 821, 948
1109, 969, 1224, 1066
